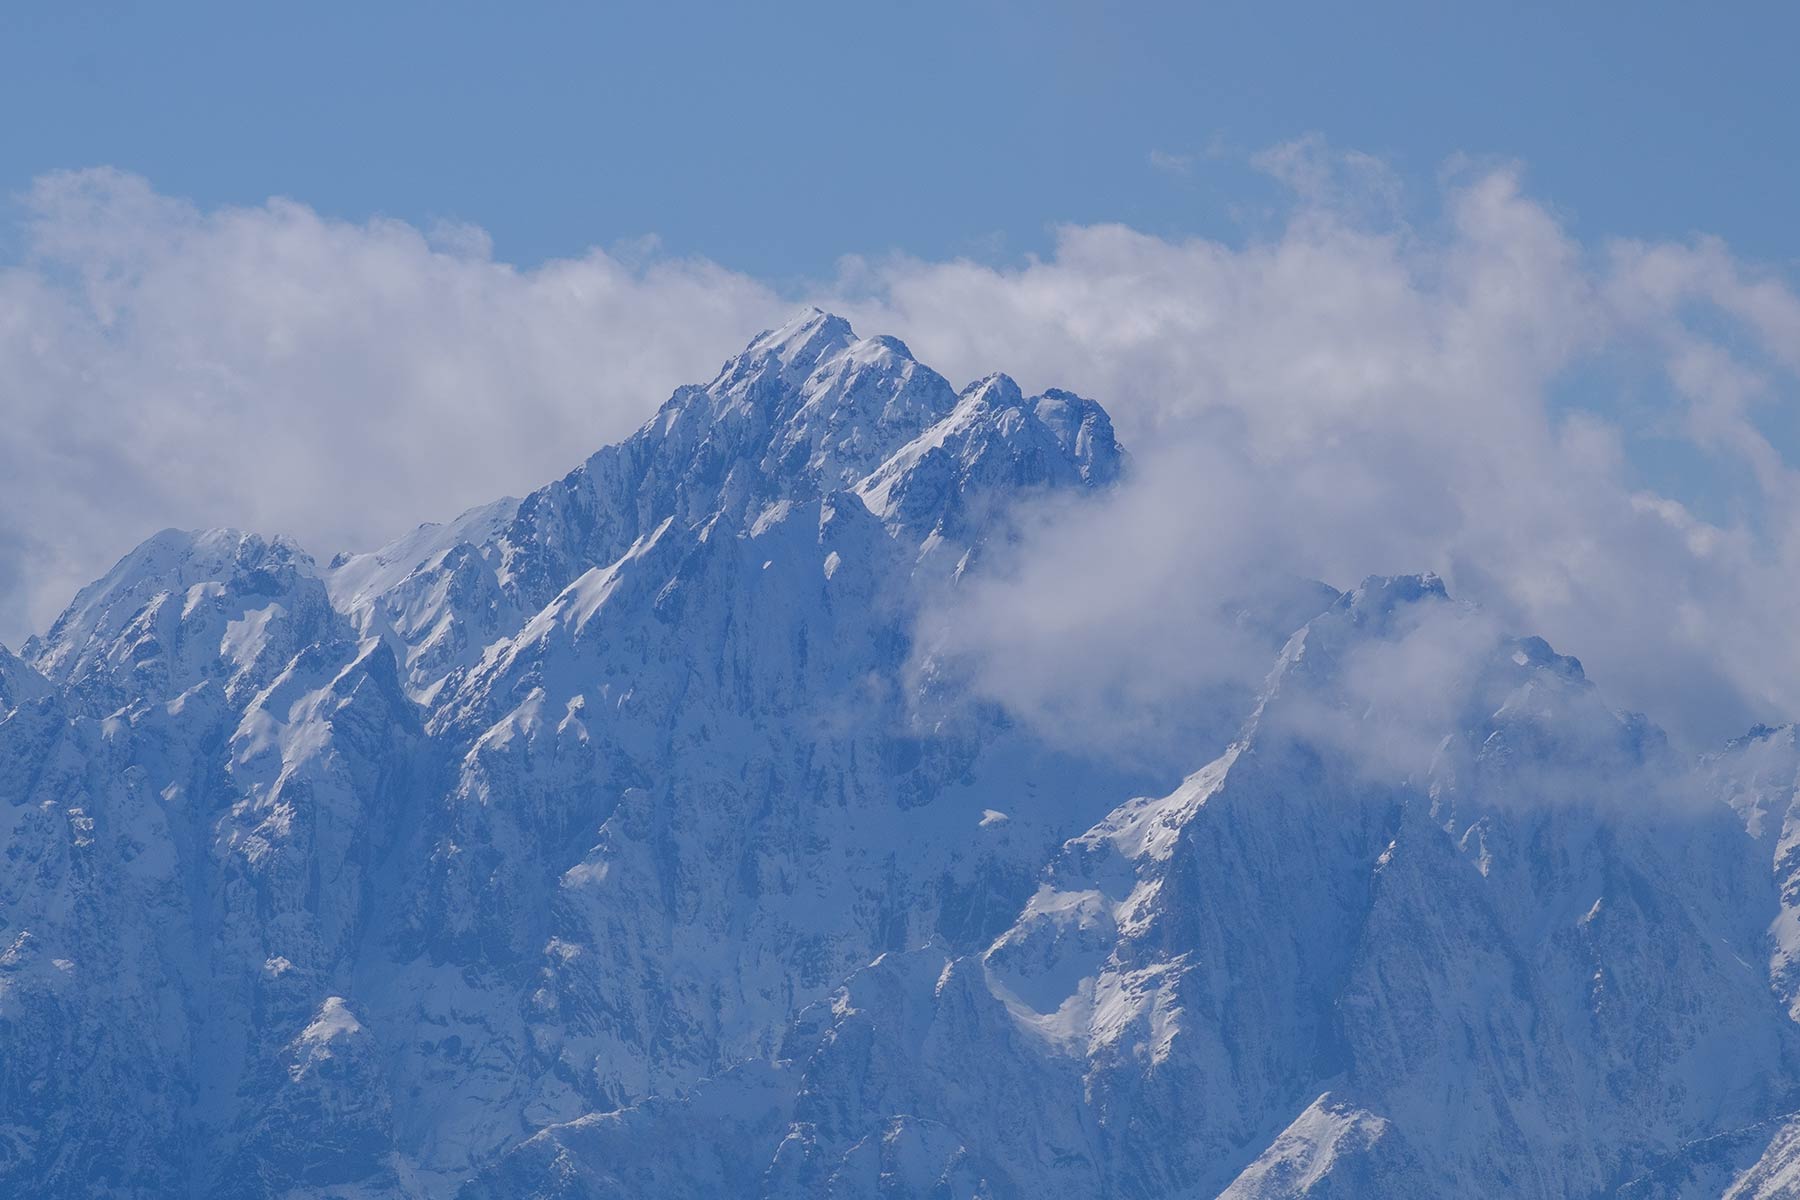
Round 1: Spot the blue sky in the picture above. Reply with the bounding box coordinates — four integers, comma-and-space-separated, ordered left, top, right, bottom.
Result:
6, 1, 1797, 280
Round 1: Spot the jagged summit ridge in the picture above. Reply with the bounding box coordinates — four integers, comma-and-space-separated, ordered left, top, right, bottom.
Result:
319, 310, 1125, 700
643, 307, 1122, 503
22, 311, 1128, 715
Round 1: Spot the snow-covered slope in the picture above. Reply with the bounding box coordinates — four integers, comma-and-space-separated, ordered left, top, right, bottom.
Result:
467, 577, 1800, 1200
5, 311, 1798, 1199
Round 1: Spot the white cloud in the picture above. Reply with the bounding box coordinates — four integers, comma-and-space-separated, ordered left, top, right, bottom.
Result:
7, 146, 1800, 754
829, 141, 1800, 750
0, 168, 781, 645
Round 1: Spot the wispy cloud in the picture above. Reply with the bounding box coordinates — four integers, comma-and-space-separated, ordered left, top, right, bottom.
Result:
1148, 148, 1195, 176
1249, 132, 1403, 218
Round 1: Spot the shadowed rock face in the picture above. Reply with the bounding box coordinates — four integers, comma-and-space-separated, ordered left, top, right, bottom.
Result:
8, 312, 1799, 1199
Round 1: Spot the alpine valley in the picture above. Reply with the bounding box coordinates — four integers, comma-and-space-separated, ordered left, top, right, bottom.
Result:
6, 311, 1800, 1199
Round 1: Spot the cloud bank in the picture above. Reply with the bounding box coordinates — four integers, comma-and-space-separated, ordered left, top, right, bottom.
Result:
0, 168, 780, 645
837, 149, 1800, 750
6, 145, 1800, 749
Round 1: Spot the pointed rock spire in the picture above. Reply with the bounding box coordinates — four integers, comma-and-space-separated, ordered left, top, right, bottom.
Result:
742, 307, 858, 385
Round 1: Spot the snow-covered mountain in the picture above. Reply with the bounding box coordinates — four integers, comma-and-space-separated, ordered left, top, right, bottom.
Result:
5, 311, 1800, 1198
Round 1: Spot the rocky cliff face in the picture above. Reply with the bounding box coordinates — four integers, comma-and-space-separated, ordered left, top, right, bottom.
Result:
5, 312, 1799, 1198
469, 577, 1800, 1199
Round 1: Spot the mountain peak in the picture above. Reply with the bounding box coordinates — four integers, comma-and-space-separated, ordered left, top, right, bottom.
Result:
1334, 572, 1451, 623
31, 529, 313, 661
959, 372, 1025, 409
743, 307, 858, 381
25, 526, 335, 705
